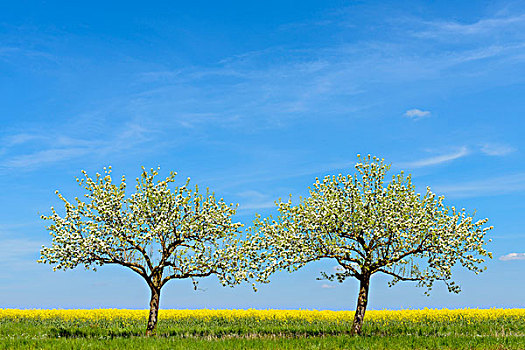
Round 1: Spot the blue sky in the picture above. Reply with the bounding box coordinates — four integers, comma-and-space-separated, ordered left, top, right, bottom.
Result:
1, 0, 524, 310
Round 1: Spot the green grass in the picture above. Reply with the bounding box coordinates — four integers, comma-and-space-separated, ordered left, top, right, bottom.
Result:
1, 315, 524, 349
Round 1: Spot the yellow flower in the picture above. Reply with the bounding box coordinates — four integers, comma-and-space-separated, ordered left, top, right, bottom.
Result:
1, 308, 524, 323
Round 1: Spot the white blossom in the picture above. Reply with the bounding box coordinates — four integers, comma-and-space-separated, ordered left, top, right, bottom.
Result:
248, 155, 493, 334
40, 166, 257, 334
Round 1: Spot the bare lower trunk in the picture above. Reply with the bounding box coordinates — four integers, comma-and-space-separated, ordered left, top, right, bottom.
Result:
351, 275, 370, 335
145, 287, 161, 336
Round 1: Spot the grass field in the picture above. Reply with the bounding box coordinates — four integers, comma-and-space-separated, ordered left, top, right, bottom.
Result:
1, 308, 524, 349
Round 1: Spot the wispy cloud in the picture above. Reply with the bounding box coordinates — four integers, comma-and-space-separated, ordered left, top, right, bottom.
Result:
0, 122, 155, 171
0, 45, 57, 64
2, 133, 46, 146
0, 235, 45, 280
134, 13, 525, 134
321, 284, 337, 289
433, 172, 525, 198
101, 9, 525, 137
4, 147, 91, 169
499, 253, 525, 261
3, 7, 525, 140
138, 70, 183, 82
398, 147, 469, 169
205, 158, 357, 193
481, 143, 516, 156
415, 13, 525, 38
2, 8, 524, 178
0, 238, 42, 264
236, 190, 277, 211
404, 108, 431, 120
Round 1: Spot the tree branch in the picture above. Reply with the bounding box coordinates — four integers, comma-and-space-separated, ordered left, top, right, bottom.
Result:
161, 270, 215, 287
335, 256, 360, 278
96, 257, 150, 283
112, 214, 155, 273
377, 268, 422, 282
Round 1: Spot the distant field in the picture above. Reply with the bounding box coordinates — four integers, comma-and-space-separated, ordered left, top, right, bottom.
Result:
1, 308, 524, 349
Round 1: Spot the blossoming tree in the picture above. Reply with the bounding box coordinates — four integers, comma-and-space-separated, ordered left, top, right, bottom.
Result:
40, 167, 254, 335
250, 155, 493, 335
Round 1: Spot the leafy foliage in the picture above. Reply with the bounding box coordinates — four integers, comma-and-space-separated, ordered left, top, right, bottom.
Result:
251, 155, 493, 294
40, 167, 251, 288
39, 167, 258, 334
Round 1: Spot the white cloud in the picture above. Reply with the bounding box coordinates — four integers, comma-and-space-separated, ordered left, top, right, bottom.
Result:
0, 238, 43, 264
0, 122, 154, 171
207, 159, 355, 191
404, 109, 431, 120
3, 133, 45, 146
78, 9, 525, 139
138, 70, 183, 82
499, 253, 525, 261
3, 147, 91, 169
398, 147, 469, 168
481, 143, 516, 156
237, 190, 269, 200
236, 190, 277, 211
321, 284, 336, 289
433, 172, 525, 198
237, 201, 277, 211
417, 14, 525, 38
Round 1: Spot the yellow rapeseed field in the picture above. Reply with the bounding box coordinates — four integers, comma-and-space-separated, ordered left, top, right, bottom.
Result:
1, 308, 524, 323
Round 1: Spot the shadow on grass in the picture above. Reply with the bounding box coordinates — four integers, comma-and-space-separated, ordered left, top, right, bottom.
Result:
50, 327, 143, 339
48, 326, 356, 339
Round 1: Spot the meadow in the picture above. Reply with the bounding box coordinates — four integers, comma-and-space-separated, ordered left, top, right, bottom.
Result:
1, 308, 525, 349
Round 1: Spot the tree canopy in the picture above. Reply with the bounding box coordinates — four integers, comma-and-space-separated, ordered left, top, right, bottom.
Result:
250, 155, 493, 334
40, 167, 255, 334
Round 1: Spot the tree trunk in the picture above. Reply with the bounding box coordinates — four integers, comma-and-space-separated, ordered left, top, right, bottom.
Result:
145, 287, 161, 336
351, 275, 370, 335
